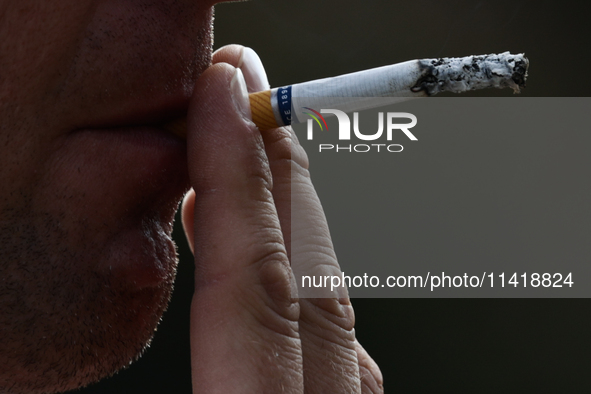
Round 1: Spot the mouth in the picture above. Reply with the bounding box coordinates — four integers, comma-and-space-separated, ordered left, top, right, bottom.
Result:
78, 88, 191, 132
49, 1, 216, 291
72, 90, 193, 211
64, 94, 194, 290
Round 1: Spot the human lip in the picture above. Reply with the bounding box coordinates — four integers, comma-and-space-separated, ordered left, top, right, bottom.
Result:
72, 90, 192, 203
71, 105, 191, 289
74, 95, 191, 212
79, 90, 192, 133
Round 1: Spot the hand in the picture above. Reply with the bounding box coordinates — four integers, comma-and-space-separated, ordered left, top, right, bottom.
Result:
181, 45, 383, 393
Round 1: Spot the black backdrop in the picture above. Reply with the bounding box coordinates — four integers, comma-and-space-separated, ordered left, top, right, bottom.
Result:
80, 1, 591, 392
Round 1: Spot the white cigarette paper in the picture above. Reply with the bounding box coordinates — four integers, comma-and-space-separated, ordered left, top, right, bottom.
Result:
164, 52, 529, 136
272, 52, 528, 126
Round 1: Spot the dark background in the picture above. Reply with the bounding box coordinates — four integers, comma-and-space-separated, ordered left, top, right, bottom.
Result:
80, 0, 591, 392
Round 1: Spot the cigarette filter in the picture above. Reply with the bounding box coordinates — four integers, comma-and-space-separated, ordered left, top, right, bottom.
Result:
165, 52, 528, 138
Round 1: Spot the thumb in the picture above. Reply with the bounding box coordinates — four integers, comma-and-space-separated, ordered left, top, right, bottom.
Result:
185, 63, 303, 393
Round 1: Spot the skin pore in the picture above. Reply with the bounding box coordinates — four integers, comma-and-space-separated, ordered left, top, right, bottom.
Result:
0, 1, 221, 392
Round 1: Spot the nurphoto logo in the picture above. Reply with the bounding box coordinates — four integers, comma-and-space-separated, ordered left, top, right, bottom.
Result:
304, 108, 418, 153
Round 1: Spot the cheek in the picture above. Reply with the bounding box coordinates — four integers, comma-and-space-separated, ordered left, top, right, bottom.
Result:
0, 2, 98, 104
0, 2, 98, 209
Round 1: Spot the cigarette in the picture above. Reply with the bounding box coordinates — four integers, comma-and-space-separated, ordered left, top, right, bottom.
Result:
164, 52, 528, 138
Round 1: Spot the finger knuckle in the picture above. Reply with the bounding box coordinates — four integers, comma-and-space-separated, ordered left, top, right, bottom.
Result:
359, 363, 384, 394
258, 250, 295, 305
300, 298, 357, 347
238, 247, 301, 338
263, 126, 310, 176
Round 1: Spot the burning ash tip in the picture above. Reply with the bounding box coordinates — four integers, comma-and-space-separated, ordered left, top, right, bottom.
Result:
412, 52, 529, 95
510, 56, 529, 89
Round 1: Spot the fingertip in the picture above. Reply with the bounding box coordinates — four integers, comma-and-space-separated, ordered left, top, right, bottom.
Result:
212, 44, 244, 65
186, 61, 246, 143
213, 45, 270, 93
185, 60, 264, 199
181, 189, 196, 255
186, 62, 254, 145
237, 47, 270, 93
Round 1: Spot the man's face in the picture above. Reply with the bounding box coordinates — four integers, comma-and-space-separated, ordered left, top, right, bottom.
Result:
0, 1, 220, 392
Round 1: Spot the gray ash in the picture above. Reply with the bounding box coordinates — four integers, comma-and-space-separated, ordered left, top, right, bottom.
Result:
411, 52, 529, 96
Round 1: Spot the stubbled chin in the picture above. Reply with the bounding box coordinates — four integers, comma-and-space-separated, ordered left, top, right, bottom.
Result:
0, 202, 179, 393
102, 214, 181, 291
39, 125, 190, 289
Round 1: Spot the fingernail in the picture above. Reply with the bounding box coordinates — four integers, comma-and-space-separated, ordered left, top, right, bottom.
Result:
230, 68, 252, 121
238, 47, 270, 93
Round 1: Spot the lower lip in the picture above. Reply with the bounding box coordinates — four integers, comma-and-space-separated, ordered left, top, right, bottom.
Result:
73, 125, 189, 289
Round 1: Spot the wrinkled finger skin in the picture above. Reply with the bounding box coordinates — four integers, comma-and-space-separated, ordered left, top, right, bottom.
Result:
182, 45, 383, 393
